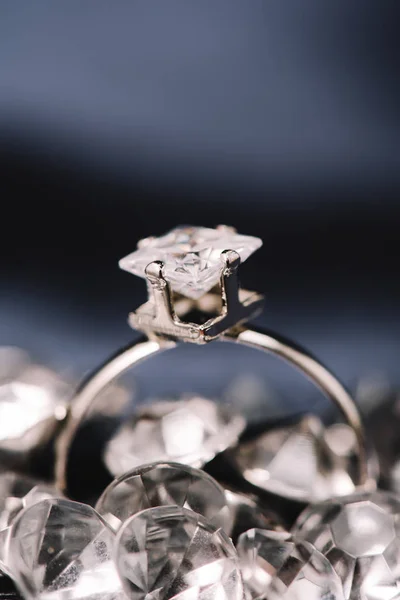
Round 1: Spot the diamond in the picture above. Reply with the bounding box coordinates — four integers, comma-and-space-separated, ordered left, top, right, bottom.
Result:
115, 505, 243, 600
0, 348, 69, 466
95, 461, 232, 534
104, 396, 246, 476
119, 225, 262, 300
233, 415, 356, 502
237, 530, 344, 600
224, 491, 284, 543
0, 472, 59, 576
293, 490, 400, 600
267, 540, 345, 600
8, 498, 125, 600
237, 529, 294, 599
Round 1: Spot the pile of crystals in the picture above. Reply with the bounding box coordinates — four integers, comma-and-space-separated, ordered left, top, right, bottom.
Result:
0, 348, 400, 600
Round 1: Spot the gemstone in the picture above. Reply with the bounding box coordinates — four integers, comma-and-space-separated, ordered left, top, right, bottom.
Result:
115, 505, 243, 600
267, 540, 345, 600
8, 498, 125, 600
0, 472, 59, 576
360, 384, 400, 490
233, 415, 356, 502
104, 396, 246, 476
95, 461, 232, 534
237, 529, 294, 598
0, 347, 69, 466
119, 225, 262, 300
224, 490, 284, 543
293, 490, 400, 600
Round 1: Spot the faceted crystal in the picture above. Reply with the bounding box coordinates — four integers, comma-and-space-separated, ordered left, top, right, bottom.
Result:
95, 461, 231, 533
293, 490, 400, 600
224, 491, 284, 543
0, 348, 69, 465
0, 472, 59, 576
233, 415, 356, 502
119, 225, 262, 299
237, 529, 294, 599
115, 505, 243, 600
104, 396, 245, 476
8, 498, 125, 600
267, 540, 345, 600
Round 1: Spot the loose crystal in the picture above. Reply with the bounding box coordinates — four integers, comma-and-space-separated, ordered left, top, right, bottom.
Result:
267, 540, 345, 600
119, 225, 262, 299
0, 472, 59, 576
115, 505, 243, 600
8, 498, 125, 600
233, 415, 356, 502
96, 461, 231, 533
293, 490, 400, 600
237, 529, 294, 599
225, 490, 284, 543
0, 348, 69, 465
104, 396, 245, 476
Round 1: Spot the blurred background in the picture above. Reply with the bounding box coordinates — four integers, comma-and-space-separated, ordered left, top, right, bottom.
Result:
0, 2, 399, 412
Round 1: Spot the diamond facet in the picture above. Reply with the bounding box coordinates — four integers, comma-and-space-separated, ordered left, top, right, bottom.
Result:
8, 498, 125, 600
237, 530, 344, 600
237, 529, 294, 599
267, 540, 345, 600
233, 415, 356, 502
0, 348, 69, 466
104, 396, 245, 476
293, 490, 400, 600
0, 473, 59, 576
115, 505, 243, 600
96, 461, 231, 533
119, 226, 262, 299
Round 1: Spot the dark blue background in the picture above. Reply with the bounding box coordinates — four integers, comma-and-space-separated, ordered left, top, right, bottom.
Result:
1, 2, 399, 411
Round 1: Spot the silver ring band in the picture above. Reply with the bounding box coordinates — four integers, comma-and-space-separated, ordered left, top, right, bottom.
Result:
55, 325, 374, 494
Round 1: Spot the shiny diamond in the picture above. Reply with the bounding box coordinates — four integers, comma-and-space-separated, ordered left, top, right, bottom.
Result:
119, 225, 262, 299
225, 491, 284, 543
8, 498, 125, 600
267, 540, 345, 600
234, 415, 356, 502
0, 348, 69, 465
237, 529, 294, 599
115, 505, 243, 600
96, 461, 231, 533
293, 490, 400, 600
0, 472, 59, 576
104, 396, 245, 476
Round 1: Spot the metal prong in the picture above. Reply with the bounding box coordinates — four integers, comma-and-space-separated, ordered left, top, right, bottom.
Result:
145, 261, 165, 286
220, 249, 241, 271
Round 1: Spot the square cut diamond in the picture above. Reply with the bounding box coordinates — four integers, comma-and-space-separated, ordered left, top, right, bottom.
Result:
119, 226, 262, 299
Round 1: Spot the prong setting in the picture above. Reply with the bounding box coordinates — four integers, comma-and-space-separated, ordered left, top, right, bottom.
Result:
122, 226, 263, 343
